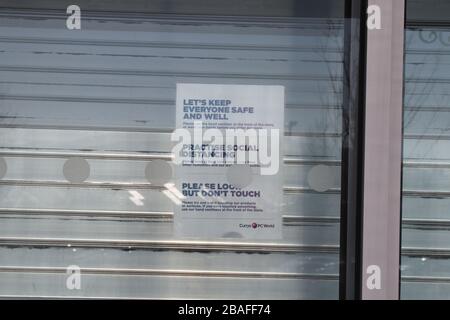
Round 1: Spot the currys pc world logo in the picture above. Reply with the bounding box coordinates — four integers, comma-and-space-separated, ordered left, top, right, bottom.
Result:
239, 222, 275, 229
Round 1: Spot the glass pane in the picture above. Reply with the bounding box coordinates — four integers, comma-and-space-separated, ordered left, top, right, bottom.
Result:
401, 0, 450, 299
0, 0, 347, 299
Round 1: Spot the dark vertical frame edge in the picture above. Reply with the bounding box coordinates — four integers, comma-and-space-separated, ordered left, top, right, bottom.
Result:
397, 0, 408, 300
339, 0, 367, 300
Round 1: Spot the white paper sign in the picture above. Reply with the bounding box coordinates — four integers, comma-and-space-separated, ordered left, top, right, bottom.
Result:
172, 83, 284, 239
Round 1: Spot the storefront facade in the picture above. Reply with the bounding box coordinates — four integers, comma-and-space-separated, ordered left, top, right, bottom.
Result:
0, 0, 449, 300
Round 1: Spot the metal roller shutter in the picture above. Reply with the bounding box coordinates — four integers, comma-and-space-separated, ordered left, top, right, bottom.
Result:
401, 24, 450, 298
0, 7, 344, 299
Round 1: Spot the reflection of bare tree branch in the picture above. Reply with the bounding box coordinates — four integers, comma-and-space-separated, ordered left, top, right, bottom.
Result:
404, 27, 450, 158
288, 18, 344, 159
315, 19, 344, 159
0, 83, 16, 128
